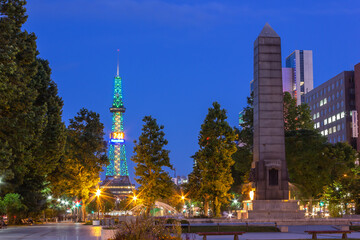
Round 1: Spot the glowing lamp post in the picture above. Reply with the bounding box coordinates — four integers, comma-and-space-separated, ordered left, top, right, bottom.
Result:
249, 190, 254, 201
96, 189, 101, 220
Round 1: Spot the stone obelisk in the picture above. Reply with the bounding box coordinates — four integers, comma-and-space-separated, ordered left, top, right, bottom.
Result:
252, 23, 289, 200
242, 23, 304, 219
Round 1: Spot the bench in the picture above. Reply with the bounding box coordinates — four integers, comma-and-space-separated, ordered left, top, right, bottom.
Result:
197, 232, 245, 240
305, 230, 353, 239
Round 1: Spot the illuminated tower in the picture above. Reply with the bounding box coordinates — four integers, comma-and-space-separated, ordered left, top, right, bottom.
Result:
106, 53, 128, 177
102, 51, 134, 199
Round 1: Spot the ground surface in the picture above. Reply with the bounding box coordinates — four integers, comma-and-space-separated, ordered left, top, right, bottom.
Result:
0, 222, 360, 239
0, 223, 102, 240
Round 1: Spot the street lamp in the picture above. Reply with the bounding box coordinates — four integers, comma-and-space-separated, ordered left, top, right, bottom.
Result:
96, 189, 101, 220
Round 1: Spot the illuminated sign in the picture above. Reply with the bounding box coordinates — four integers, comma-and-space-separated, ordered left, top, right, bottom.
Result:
110, 132, 125, 144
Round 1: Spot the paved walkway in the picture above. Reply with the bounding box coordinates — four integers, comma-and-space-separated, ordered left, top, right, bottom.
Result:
0, 223, 102, 240
0, 223, 359, 239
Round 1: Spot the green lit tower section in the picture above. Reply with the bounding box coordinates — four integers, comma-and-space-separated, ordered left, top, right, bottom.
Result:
106, 60, 129, 177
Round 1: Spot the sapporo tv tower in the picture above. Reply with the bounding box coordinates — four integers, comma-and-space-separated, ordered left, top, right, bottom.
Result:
101, 50, 134, 199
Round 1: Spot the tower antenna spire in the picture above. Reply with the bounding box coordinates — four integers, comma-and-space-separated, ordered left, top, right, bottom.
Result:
116, 49, 120, 77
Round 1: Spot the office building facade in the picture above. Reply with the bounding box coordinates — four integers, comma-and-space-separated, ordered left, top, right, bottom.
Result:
305, 64, 360, 150
285, 50, 314, 105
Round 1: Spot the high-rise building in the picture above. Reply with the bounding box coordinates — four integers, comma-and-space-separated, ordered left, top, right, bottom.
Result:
101, 53, 135, 199
285, 50, 314, 105
305, 63, 360, 150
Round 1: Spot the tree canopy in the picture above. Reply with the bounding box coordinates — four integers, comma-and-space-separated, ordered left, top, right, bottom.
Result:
190, 102, 237, 217
132, 116, 174, 214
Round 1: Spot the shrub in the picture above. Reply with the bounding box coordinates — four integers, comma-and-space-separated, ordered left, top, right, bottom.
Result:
113, 217, 181, 240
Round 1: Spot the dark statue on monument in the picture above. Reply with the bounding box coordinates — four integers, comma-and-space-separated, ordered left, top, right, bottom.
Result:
241, 23, 304, 219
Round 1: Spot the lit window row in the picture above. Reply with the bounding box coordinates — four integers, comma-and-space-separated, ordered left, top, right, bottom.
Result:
323, 112, 345, 125
314, 122, 320, 129
313, 112, 320, 120
320, 98, 328, 106
321, 124, 343, 136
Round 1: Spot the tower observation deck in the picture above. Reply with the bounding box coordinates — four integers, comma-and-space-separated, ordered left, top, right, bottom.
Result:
102, 52, 134, 198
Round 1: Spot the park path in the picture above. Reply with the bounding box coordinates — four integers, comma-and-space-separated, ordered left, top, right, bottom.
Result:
0, 222, 360, 239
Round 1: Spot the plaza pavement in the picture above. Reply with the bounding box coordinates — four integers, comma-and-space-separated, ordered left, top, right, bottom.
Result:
0, 222, 360, 239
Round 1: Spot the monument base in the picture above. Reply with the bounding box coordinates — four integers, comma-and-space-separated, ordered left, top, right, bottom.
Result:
239, 200, 305, 219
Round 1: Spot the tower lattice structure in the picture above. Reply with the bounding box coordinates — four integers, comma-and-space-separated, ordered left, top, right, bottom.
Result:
106, 60, 129, 177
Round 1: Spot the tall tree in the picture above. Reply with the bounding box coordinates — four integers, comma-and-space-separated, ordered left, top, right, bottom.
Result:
192, 102, 237, 217
0, 0, 39, 189
48, 108, 108, 219
0, 1, 66, 216
132, 116, 174, 215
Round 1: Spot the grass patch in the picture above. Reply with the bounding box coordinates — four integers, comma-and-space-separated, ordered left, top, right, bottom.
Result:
181, 225, 280, 233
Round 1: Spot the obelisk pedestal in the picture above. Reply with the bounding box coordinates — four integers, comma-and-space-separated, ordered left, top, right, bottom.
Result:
242, 23, 304, 219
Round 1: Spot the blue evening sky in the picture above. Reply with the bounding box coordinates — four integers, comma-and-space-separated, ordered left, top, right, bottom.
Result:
24, 0, 360, 182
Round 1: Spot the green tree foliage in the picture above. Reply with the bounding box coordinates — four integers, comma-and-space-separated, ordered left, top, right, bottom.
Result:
192, 102, 237, 217
132, 116, 174, 215
48, 109, 108, 208
286, 130, 329, 202
0, 1, 66, 216
0, 193, 26, 224
0, 0, 40, 187
231, 95, 253, 192
283, 92, 314, 131
286, 131, 357, 207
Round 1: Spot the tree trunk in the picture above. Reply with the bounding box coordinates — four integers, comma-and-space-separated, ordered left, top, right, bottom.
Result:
355, 198, 360, 214
204, 200, 209, 217
308, 198, 313, 217
214, 197, 221, 218
82, 205, 86, 221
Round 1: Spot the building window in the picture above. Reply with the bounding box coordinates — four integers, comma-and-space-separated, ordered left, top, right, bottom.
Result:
333, 126, 336, 133
341, 112, 345, 118
325, 129, 328, 135
341, 90, 343, 96
324, 119, 328, 125
320, 100, 323, 106
337, 113, 340, 120
324, 98, 327, 104
329, 128, 332, 134
342, 123, 345, 129
341, 101, 344, 107
317, 112, 320, 118
342, 134, 345, 141
332, 115, 336, 122
337, 124, 341, 131
317, 122, 320, 128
